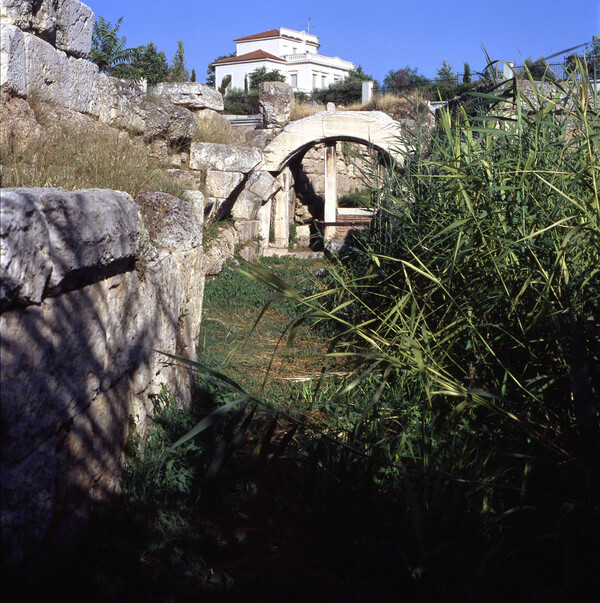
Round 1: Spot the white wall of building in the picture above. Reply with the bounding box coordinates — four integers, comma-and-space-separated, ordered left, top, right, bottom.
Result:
215, 27, 354, 96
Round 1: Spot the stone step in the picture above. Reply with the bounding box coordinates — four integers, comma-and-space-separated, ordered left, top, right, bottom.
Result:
261, 247, 325, 259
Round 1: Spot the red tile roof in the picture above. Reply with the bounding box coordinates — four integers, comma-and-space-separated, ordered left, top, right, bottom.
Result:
212, 50, 286, 65
234, 29, 279, 42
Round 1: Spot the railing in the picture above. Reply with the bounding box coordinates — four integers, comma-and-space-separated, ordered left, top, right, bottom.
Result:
223, 114, 262, 126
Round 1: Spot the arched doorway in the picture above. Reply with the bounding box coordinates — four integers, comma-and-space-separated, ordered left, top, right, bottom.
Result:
258, 109, 405, 248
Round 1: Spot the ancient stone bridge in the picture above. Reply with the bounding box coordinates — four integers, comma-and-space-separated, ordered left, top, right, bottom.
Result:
257, 109, 405, 247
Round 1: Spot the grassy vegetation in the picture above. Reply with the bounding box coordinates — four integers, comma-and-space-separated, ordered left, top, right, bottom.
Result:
6, 60, 599, 602
290, 100, 321, 121
173, 59, 600, 599
0, 100, 185, 197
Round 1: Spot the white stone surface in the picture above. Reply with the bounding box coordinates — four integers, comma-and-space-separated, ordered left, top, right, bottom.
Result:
259, 81, 294, 128
0, 23, 26, 96
205, 170, 244, 198
66, 54, 99, 112
261, 111, 405, 172
0, 188, 139, 308
0, 1, 93, 57
55, 1, 93, 58
150, 81, 224, 111
23, 32, 68, 106
189, 142, 262, 173
1, 187, 205, 565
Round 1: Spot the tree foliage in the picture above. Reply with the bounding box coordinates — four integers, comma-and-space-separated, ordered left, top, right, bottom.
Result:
312, 65, 375, 105
565, 35, 600, 78
519, 56, 556, 81
168, 41, 189, 82
89, 16, 137, 77
206, 52, 236, 87
463, 61, 471, 84
383, 65, 428, 90
249, 66, 286, 90
435, 59, 456, 82
113, 42, 169, 84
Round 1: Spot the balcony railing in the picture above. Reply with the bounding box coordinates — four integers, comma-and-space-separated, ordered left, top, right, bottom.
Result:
282, 53, 353, 69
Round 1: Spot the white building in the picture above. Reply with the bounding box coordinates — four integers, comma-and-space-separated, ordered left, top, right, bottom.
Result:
213, 27, 354, 94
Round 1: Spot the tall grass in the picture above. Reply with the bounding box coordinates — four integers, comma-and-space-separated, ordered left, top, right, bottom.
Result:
0, 101, 185, 197
212, 58, 600, 597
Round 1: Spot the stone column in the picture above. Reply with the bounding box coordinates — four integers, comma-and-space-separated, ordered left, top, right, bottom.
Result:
257, 198, 272, 250
324, 142, 337, 241
273, 168, 291, 248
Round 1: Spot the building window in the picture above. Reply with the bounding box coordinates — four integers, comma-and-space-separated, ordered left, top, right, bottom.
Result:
312, 73, 317, 89
292, 47, 297, 54
290, 73, 298, 88
321, 75, 326, 88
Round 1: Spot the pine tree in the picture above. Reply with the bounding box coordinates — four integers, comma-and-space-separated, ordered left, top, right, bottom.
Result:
191, 68, 196, 82
168, 41, 189, 82
463, 62, 471, 84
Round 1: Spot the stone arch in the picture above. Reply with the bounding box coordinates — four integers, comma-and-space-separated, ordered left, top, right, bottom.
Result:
258, 110, 405, 248
260, 110, 405, 173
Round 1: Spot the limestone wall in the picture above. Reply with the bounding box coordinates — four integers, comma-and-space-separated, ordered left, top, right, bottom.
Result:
0, 0, 222, 155
0, 187, 205, 566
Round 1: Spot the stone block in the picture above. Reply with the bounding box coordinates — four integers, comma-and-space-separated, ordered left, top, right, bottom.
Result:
23, 32, 68, 107
259, 81, 294, 128
245, 170, 280, 201
0, 23, 26, 97
134, 192, 202, 251
150, 82, 224, 111
0, 188, 139, 309
66, 54, 98, 113
189, 142, 261, 173
295, 224, 311, 248
230, 189, 261, 221
0, 0, 56, 40
90, 74, 146, 131
205, 170, 244, 198
0, 189, 52, 308
235, 219, 260, 244
202, 197, 222, 222
55, 1, 94, 58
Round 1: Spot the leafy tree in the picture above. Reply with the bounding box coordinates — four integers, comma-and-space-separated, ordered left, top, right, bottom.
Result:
463, 61, 471, 84
586, 35, 600, 76
347, 65, 373, 81
206, 52, 236, 87
113, 42, 169, 84
249, 66, 286, 89
89, 16, 137, 77
168, 41, 189, 82
520, 56, 555, 81
191, 68, 196, 82
383, 65, 428, 90
312, 65, 376, 105
566, 36, 600, 79
436, 59, 456, 83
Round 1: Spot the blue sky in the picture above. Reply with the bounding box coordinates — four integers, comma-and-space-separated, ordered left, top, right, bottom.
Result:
86, 0, 599, 82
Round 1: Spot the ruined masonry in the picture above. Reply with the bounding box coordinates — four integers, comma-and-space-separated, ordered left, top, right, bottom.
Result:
0, 0, 407, 568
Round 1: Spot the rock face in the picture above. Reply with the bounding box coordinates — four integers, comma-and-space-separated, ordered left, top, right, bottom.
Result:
150, 82, 224, 111
0, 0, 94, 58
0, 189, 139, 310
0, 5, 204, 147
259, 81, 294, 128
189, 142, 262, 173
230, 171, 281, 221
1, 188, 205, 567
0, 24, 26, 97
